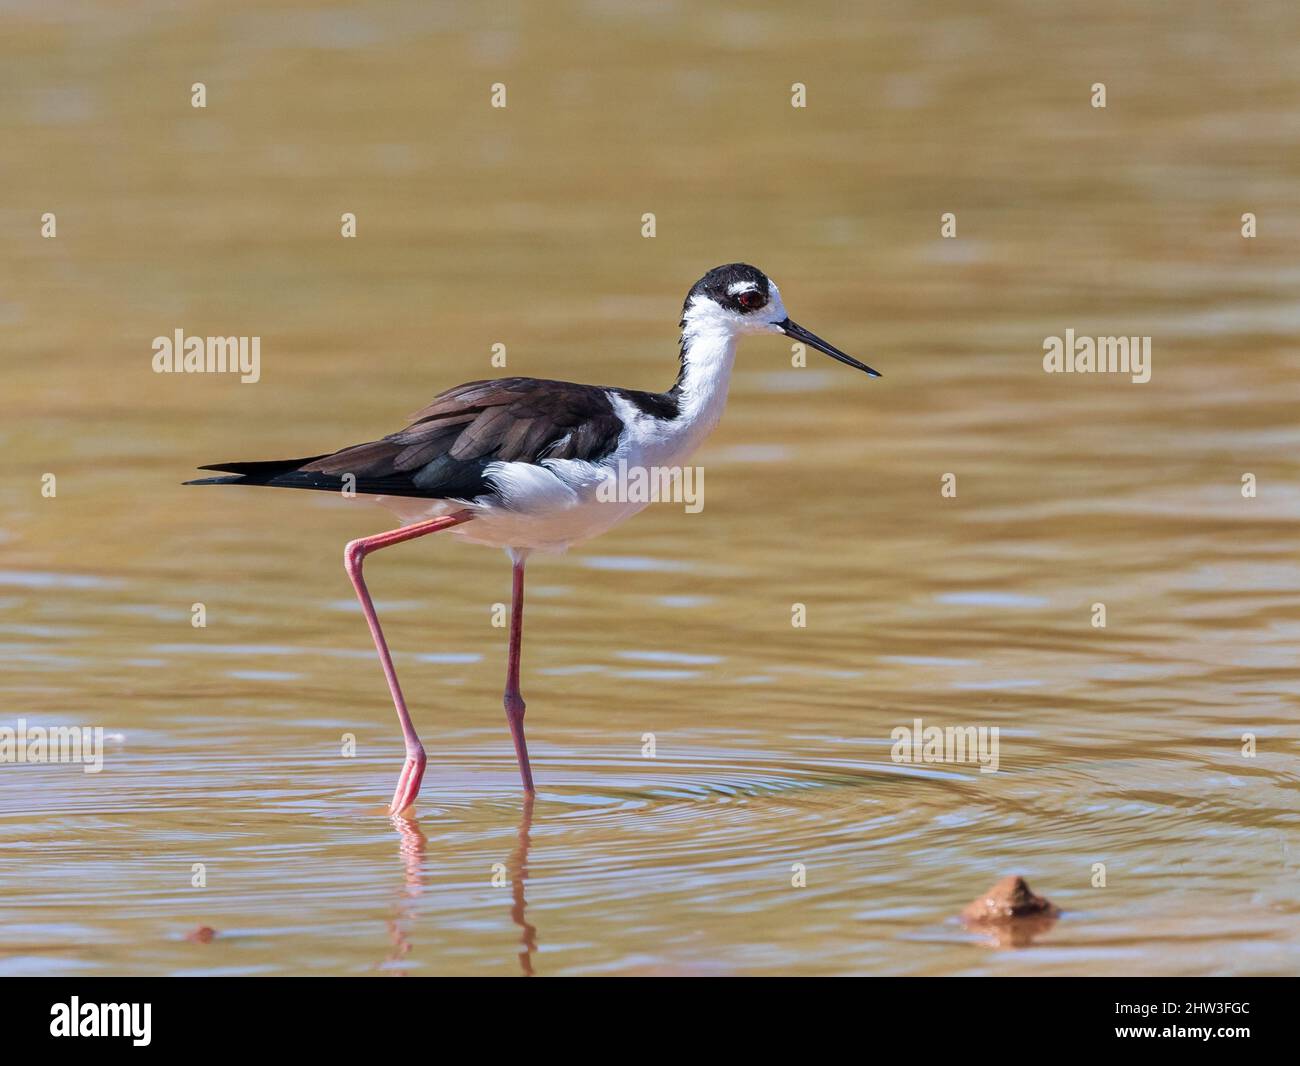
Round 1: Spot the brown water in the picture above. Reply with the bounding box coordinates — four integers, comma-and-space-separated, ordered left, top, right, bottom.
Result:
2, 1, 1299, 976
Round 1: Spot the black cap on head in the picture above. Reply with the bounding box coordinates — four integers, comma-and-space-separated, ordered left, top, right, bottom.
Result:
684, 263, 771, 317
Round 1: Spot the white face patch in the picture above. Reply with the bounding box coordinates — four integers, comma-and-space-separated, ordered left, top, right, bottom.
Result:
762, 280, 787, 328
682, 279, 789, 342
727, 280, 759, 296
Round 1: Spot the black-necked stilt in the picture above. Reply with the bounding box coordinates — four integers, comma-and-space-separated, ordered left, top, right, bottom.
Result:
186, 263, 880, 813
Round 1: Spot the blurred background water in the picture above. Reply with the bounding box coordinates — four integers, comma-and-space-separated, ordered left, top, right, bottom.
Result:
1, 0, 1298, 975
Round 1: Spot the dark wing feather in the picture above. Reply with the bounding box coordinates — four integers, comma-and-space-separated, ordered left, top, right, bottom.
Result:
185, 377, 627, 500
448, 405, 518, 461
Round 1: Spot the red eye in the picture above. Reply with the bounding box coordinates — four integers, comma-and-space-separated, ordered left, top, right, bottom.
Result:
737, 290, 765, 310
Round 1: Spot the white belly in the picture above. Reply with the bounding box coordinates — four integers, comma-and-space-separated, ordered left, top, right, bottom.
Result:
375, 461, 645, 553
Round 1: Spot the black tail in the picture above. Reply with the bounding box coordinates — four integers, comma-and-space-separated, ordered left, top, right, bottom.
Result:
183, 455, 437, 497
183, 456, 327, 487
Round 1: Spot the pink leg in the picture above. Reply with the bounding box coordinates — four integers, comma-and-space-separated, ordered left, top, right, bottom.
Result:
344, 510, 474, 814
504, 554, 536, 793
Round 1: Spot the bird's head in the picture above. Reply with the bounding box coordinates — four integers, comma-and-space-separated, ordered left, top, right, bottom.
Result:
680, 263, 880, 377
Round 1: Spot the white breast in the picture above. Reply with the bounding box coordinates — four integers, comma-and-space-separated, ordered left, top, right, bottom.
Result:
380, 322, 740, 554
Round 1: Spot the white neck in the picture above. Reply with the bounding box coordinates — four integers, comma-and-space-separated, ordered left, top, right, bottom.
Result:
671, 302, 739, 445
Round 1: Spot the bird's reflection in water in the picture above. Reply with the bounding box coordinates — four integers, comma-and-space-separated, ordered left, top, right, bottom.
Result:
378, 797, 538, 976
375, 811, 427, 973
509, 794, 538, 976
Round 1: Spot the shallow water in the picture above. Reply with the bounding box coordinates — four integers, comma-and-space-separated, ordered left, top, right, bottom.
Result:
2, 1, 1299, 975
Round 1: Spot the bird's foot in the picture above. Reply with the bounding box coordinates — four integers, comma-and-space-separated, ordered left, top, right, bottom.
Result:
389, 746, 427, 815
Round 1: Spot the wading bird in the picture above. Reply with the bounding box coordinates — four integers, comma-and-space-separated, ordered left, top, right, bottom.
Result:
187, 264, 879, 813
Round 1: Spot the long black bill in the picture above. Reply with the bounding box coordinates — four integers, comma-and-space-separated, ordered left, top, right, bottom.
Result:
778, 318, 880, 377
